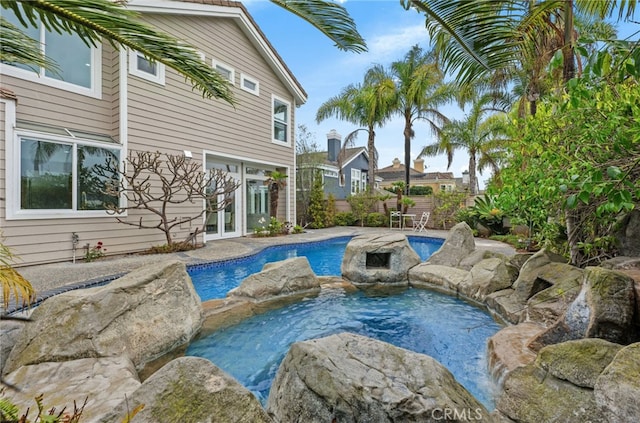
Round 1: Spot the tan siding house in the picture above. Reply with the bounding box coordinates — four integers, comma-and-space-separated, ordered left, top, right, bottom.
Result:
0, 0, 305, 266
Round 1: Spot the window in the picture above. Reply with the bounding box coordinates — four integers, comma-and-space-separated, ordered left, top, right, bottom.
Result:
351, 169, 361, 194
240, 73, 259, 95
9, 129, 122, 218
361, 172, 368, 192
440, 184, 454, 192
272, 95, 290, 144
129, 50, 165, 85
213, 60, 234, 84
1, 6, 101, 97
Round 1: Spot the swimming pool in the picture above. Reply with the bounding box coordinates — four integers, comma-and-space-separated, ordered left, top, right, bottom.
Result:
186, 287, 502, 409
188, 235, 444, 301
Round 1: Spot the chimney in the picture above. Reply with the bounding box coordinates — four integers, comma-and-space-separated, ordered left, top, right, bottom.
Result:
392, 158, 401, 169
327, 129, 341, 162
413, 158, 424, 173
462, 170, 470, 185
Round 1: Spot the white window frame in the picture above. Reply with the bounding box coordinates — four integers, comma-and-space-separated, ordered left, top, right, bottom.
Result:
6, 129, 123, 220
0, 25, 101, 98
240, 73, 259, 95
212, 59, 235, 85
272, 95, 291, 146
351, 169, 361, 195
361, 172, 367, 192
129, 50, 165, 85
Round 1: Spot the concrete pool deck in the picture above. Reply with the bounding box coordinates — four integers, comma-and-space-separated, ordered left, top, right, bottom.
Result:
12, 226, 515, 310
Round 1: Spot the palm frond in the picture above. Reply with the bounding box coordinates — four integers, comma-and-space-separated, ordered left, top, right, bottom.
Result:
270, 0, 366, 53
405, 0, 528, 83
0, 16, 59, 72
1, 266, 36, 310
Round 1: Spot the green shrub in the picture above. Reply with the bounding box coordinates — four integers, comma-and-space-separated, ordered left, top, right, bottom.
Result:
409, 185, 433, 195
334, 212, 356, 226
365, 212, 386, 227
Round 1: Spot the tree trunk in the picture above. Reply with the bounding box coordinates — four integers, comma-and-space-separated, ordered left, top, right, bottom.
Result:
403, 117, 412, 195
469, 153, 478, 195
562, 1, 575, 82
367, 126, 376, 192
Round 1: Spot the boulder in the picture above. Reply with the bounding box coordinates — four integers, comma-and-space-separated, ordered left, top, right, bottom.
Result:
341, 233, 421, 285
408, 263, 470, 294
459, 258, 518, 302
2, 356, 141, 422
487, 322, 545, 383
535, 339, 622, 388
267, 332, 490, 422
485, 289, 526, 324
228, 257, 320, 300
99, 357, 272, 423
0, 319, 23, 374
615, 209, 640, 256
425, 222, 476, 268
511, 249, 567, 301
528, 267, 636, 351
594, 342, 640, 422
522, 263, 584, 325
458, 249, 508, 271
509, 253, 535, 271
3, 261, 203, 375
497, 347, 606, 423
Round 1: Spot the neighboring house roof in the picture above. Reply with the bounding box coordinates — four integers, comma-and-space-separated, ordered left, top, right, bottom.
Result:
301, 147, 369, 169
377, 163, 456, 183
129, 0, 307, 104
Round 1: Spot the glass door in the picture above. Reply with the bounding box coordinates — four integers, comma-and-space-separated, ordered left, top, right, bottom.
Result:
205, 157, 241, 239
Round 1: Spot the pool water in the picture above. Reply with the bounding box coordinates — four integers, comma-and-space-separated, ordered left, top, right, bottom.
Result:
186, 287, 502, 409
188, 236, 444, 301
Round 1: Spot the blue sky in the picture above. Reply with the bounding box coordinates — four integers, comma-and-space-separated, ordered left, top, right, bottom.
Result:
244, 1, 639, 189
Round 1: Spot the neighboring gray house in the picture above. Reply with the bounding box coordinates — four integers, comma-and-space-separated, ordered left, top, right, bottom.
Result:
1, 0, 305, 265
297, 130, 379, 200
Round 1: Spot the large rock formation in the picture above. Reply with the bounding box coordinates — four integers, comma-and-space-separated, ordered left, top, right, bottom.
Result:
594, 342, 640, 422
511, 249, 568, 301
2, 356, 141, 422
425, 222, 476, 268
99, 357, 272, 423
528, 267, 636, 351
459, 257, 518, 302
341, 233, 420, 285
615, 209, 640, 256
228, 256, 320, 300
409, 263, 470, 293
497, 339, 620, 422
2, 260, 203, 375
267, 332, 490, 422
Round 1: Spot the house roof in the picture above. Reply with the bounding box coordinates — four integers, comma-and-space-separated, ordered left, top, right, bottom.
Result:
377, 163, 456, 182
129, 0, 307, 104
302, 147, 368, 169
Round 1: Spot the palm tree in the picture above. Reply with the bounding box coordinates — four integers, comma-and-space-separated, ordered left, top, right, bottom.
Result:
1, 0, 366, 104
316, 66, 395, 191
419, 91, 510, 195
385, 45, 453, 194
403, 0, 637, 86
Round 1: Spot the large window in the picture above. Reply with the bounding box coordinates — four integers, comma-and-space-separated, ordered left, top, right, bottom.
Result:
272, 95, 290, 145
13, 132, 121, 217
351, 169, 361, 194
129, 50, 165, 85
1, 7, 101, 96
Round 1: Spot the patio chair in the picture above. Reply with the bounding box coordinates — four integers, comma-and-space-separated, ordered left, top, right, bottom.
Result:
390, 211, 402, 229
413, 212, 430, 232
